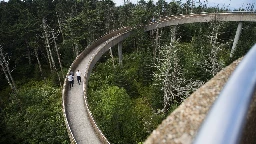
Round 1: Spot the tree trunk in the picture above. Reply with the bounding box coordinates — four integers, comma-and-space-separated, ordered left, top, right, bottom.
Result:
0, 61, 14, 90
52, 30, 64, 79
34, 46, 43, 76
74, 42, 79, 57
208, 23, 223, 76
155, 28, 162, 62
42, 18, 53, 72
163, 72, 170, 113
109, 47, 115, 67
48, 40, 62, 87
42, 18, 62, 86
5, 61, 17, 92
0, 46, 17, 93
153, 28, 159, 62
56, 12, 65, 41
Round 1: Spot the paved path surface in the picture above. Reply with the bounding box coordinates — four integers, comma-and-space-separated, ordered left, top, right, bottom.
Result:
66, 43, 104, 144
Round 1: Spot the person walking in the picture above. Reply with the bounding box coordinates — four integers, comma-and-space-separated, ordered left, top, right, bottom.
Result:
70, 70, 74, 85
67, 73, 73, 89
76, 70, 82, 85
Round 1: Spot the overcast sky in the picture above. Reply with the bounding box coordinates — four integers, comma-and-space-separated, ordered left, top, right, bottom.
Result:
1, 0, 255, 10
113, 0, 256, 10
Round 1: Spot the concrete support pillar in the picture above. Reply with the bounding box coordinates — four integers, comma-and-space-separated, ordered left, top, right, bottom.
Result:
109, 47, 115, 67
118, 42, 123, 66
230, 22, 243, 58
171, 26, 177, 43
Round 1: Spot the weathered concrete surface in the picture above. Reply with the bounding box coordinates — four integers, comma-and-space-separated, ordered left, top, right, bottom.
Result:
144, 58, 243, 144
145, 13, 256, 31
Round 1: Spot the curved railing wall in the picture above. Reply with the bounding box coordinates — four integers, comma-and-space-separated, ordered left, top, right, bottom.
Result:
62, 80, 77, 143
194, 44, 256, 144
145, 13, 256, 31
62, 12, 256, 144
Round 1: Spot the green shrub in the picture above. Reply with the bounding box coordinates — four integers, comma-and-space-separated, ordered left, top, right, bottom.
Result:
3, 80, 69, 144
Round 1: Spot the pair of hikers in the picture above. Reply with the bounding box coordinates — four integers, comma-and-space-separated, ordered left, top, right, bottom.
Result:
67, 70, 82, 89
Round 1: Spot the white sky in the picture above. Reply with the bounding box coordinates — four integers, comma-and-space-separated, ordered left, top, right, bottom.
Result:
1, 0, 255, 10
113, 0, 256, 10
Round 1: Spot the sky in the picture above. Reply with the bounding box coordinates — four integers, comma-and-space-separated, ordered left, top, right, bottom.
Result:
113, 0, 256, 10
1, 0, 255, 10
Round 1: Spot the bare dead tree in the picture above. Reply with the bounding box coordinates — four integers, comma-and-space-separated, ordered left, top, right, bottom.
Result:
154, 43, 203, 113
28, 39, 43, 76
51, 30, 64, 79
48, 31, 62, 87
205, 22, 228, 77
0, 59, 14, 90
42, 18, 62, 86
0, 46, 17, 93
42, 18, 53, 72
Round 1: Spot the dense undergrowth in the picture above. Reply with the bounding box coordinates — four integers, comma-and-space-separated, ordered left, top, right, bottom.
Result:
0, 80, 69, 144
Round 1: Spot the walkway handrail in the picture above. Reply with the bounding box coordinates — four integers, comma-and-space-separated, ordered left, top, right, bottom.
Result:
144, 13, 256, 31
194, 44, 256, 144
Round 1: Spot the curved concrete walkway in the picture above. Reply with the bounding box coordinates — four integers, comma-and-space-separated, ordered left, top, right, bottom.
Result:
65, 33, 127, 143
65, 44, 103, 144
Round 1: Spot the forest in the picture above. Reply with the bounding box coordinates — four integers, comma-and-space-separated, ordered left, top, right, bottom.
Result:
0, 0, 256, 143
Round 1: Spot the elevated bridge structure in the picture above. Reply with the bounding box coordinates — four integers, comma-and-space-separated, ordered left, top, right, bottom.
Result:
62, 13, 256, 144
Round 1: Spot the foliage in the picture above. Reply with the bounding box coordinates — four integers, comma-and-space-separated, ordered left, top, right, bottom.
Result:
154, 42, 204, 112
90, 86, 137, 143
2, 80, 69, 144
88, 52, 164, 143
230, 22, 256, 63
153, 21, 236, 112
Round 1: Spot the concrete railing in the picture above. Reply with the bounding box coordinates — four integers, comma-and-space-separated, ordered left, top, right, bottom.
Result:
145, 13, 256, 31
194, 44, 256, 144
62, 78, 77, 144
